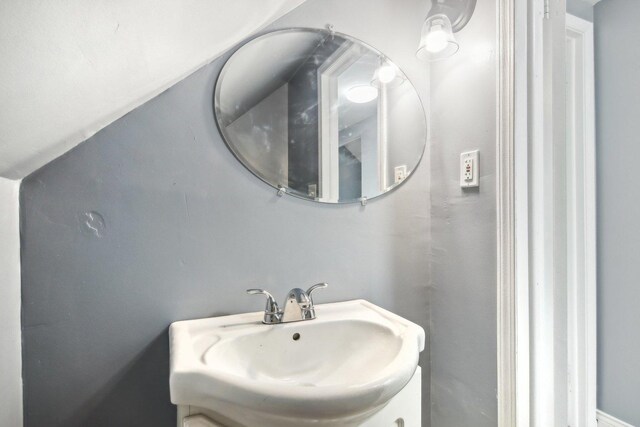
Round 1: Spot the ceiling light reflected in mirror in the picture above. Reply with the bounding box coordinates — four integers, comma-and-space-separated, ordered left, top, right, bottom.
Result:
346, 85, 379, 103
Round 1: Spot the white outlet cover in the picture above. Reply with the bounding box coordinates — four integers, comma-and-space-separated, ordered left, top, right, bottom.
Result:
460, 150, 479, 188
394, 165, 408, 184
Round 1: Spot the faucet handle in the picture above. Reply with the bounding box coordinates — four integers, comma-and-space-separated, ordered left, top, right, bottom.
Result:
247, 288, 274, 297
246, 289, 281, 323
305, 283, 328, 305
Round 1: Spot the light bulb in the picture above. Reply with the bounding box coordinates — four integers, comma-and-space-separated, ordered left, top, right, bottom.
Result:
416, 14, 459, 61
377, 65, 397, 84
425, 28, 448, 53
346, 85, 378, 103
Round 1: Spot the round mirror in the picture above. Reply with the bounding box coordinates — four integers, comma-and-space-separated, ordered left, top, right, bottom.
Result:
215, 28, 426, 203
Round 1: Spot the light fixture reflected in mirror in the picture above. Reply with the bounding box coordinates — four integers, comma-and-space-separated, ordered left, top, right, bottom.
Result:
417, 0, 477, 62
371, 62, 406, 88
346, 85, 379, 103
377, 64, 397, 84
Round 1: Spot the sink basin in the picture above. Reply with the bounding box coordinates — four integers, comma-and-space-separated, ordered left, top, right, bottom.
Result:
169, 299, 425, 427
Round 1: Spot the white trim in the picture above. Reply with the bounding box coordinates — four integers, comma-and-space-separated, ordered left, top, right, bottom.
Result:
597, 410, 636, 427
496, 0, 516, 424
318, 44, 359, 202
377, 82, 389, 192
513, 0, 530, 423
515, 4, 598, 427
529, 0, 571, 425
529, 0, 558, 424
0, 177, 23, 427
565, 13, 597, 427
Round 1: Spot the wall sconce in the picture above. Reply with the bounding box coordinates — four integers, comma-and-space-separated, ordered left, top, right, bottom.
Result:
416, 0, 477, 61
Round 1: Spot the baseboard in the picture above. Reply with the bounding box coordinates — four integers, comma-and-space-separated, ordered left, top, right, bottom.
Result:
597, 410, 635, 427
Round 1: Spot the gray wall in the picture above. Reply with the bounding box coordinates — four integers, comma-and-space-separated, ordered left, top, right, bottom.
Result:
227, 84, 289, 186
428, 0, 498, 424
567, 0, 594, 22
594, 1, 640, 424
19, 1, 432, 426
339, 116, 378, 198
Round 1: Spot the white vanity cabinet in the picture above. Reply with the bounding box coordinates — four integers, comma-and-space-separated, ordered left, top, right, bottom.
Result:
178, 367, 422, 427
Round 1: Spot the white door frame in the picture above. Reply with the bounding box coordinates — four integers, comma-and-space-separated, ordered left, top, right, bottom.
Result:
496, 0, 517, 426
503, 3, 598, 426
565, 13, 597, 427
498, 0, 535, 424
318, 43, 360, 202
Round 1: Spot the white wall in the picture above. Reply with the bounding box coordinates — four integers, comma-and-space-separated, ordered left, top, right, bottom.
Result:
0, 0, 305, 179
0, 177, 22, 427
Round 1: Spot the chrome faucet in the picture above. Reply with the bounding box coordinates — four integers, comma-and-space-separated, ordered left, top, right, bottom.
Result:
246, 283, 328, 324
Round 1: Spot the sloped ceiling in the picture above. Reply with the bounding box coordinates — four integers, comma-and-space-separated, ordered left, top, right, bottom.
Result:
0, 0, 306, 179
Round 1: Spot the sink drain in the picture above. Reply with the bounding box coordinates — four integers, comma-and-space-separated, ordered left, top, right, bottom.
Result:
292, 333, 301, 341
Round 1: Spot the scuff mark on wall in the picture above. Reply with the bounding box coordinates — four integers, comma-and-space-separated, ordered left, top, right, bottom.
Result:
79, 211, 105, 238
183, 193, 191, 221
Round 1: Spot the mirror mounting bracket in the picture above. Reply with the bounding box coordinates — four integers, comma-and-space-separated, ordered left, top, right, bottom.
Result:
325, 23, 335, 37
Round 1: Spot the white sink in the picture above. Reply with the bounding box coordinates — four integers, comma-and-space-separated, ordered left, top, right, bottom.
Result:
169, 300, 425, 427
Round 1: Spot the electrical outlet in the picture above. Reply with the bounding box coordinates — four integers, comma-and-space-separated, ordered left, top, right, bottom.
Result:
460, 150, 479, 188
463, 158, 473, 180
394, 165, 407, 184
308, 184, 317, 198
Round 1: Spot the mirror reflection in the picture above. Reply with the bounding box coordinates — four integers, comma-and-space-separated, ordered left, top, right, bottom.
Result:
215, 28, 426, 203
